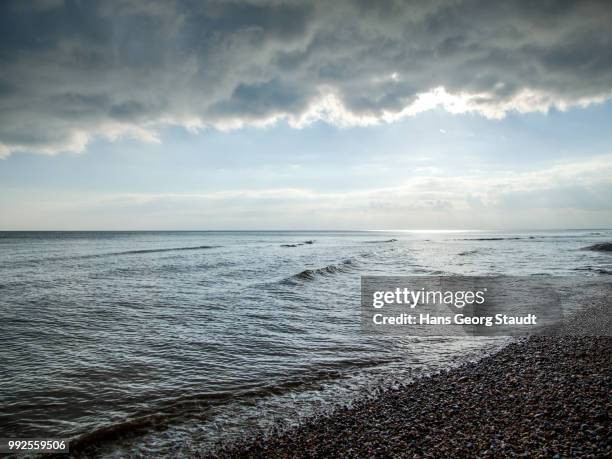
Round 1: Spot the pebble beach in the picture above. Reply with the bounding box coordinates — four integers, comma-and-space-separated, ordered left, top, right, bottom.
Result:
213, 305, 611, 458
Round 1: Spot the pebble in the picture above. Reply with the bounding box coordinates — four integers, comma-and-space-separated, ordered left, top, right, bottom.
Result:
208, 306, 611, 458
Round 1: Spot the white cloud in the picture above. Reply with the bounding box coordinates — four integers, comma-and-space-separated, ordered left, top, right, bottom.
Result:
8, 155, 602, 229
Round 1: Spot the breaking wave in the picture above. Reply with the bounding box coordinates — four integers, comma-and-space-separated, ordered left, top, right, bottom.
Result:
583, 242, 612, 252
280, 240, 315, 248
66, 357, 396, 455
286, 259, 358, 283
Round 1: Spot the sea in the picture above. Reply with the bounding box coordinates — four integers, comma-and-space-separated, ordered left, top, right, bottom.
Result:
1, 230, 610, 456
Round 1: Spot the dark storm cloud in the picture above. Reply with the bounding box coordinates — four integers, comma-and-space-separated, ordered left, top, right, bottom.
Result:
1, 0, 611, 156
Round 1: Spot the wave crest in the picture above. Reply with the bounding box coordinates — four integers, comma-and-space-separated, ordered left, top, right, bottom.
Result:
583, 242, 612, 252
287, 259, 358, 283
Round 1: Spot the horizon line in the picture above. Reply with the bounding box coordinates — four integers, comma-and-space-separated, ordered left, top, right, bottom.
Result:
1, 228, 610, 233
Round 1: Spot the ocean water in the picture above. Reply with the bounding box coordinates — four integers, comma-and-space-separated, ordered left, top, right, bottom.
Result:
1, 230, 611, 456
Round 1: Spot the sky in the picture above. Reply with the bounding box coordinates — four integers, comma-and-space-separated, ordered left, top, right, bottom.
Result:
1, 0, 611, 230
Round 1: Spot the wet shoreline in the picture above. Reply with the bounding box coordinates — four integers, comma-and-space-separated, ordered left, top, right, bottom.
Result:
212, 307, 610, 458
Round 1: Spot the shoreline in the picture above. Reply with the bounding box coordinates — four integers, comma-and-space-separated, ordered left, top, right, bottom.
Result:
212, 309, 610, 458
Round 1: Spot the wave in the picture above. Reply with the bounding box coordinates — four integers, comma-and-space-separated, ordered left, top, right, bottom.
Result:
286, 259, 358, 283
461, 234, 608, 242
17, 245, 219, 265
412, 268, 446, 275
574, 266, 612, 275
110, 245, 217, 256
458, 250, 479, 256
583, 242, 612, 252
364, 239, 397, 244
280, 240, 315, 248
458, 237, 523, 241
528, 234, 604, 240
64, 358, 394, 455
